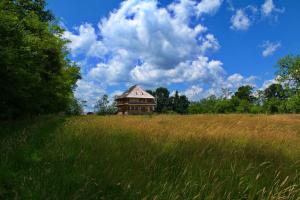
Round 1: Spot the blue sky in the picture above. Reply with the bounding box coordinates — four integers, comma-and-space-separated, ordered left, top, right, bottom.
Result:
47, 0, 300, 109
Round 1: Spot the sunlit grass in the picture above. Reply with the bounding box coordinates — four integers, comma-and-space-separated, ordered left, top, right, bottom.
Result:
1, 115, 300, 199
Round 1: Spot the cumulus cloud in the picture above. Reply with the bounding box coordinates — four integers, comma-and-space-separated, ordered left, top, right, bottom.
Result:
130, 56, 225, 85
64, 0, 223, 85
182, 73, 257, 101
230, 9, 251, 31
168, 0, 223, 21
63, 0, 258, 107
74, 79, 106, 111
260, 78, 279, 90
63, 24, 106, 57
261, 0, 284, 18
196, 0, 223, 17
229, 0, 284, 31
230, 5, 258, 31
261, 41, 281, 57
183, 85, 203, 101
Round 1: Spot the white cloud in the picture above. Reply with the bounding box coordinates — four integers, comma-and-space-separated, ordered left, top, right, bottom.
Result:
182, 73, 257, 101
225, 74, 257, 89
168, 0, 197, 23
168, 0, 223, 23
262, 0, 274, 16
183, 85, 203, 101
63, 24, 107, 57
130, 56, 225, 85
64, 0, 259, 107
196, 0, 223, 17
261, 41, 281, 57
229, 0, 284, 31
230, 9, 251, 30
261, 78, 278, 90
84, 0, 221, 87
74, 79, 106, 111
261, 0, 284, 17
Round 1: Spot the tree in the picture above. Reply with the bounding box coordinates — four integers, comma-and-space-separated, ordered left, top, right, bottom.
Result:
187, 95, 218, 114
176, 95, 189, 114
11, 0, 54, 22
214, 99, 235, 113
286, 95, 300, 113
95, 95, 110, 115
236, 99, 251, 113
276, 55, 300, 92
146, 89, 155, 97
172, 91, 180, 110
0, 0, 80, 118
233, 85, 255, 102
65, 98, 85, 116
264, 83, 286, 101
154, 87, 170, 113
263, 98, 283, 114
221, 88, 232, 99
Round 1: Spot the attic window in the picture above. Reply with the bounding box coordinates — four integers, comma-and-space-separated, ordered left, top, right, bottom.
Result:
142, 92, 143, 95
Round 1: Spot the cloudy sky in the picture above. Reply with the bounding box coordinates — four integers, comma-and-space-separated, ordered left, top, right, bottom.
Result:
48, 0, 300, 109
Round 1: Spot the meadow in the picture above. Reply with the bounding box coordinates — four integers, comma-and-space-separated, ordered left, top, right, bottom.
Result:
1, 115, 300, 199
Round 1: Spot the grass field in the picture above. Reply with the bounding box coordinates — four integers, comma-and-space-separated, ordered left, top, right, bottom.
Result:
1, 115, 300, 199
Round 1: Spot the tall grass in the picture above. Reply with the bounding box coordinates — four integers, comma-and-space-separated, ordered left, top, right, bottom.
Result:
1, 115, 300, 199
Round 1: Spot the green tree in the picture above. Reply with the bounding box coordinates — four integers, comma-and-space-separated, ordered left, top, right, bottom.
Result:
0, 0, 80, 118
176, 95, 189, 114
95, 95, 109, 115
188, 95, 218, 114
236, 99, 251, 113
171, 91, 189, 114
277, 55, 300, 91
215, 99, 235, 113
154, 87, 170, 113
249, 104, 264, 114
65, 98, 85, 116
263, 98, 284, 114
286, 95, 300, 113
146, 89, 155, 97
264, 83, 286, 100
233, 85, 255, 103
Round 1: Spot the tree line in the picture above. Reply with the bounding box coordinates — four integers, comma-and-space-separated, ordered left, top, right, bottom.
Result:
189, 55, 300, 114
94, 55, 300, 115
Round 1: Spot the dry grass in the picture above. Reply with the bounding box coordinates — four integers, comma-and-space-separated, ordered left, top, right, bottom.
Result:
1, 115, 300, 199
67, 114, 300, 156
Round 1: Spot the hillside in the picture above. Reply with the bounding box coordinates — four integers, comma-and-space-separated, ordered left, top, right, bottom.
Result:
1, 115, 300, 199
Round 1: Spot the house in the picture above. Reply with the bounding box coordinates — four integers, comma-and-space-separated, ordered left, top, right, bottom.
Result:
115, 85, 156, 115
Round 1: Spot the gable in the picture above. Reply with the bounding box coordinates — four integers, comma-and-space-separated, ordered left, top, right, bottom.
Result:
118, 85, 155, 99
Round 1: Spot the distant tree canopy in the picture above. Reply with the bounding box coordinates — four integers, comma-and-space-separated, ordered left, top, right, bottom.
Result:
147, 88, 189, 114
0, 0, 80, 118
277, 55, 300, 91
188, 55, 300, 114
233, 85, 255, 103
94, 95, 117, 115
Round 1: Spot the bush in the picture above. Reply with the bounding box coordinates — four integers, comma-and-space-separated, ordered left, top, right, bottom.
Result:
263, 98, 282, 114
65, 98, 85, 116
214, 99, 235, 113
249, 105, 264, 114
286, 95, 300, 113
236, 100, 251, 113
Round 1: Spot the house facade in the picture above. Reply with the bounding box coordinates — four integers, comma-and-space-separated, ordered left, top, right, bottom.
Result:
115, 85, 156, 115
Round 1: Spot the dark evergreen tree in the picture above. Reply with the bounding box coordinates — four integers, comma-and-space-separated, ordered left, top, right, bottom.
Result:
154, 87, 170, 113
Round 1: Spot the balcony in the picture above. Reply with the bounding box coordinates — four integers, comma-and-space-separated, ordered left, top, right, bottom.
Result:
116, 98, 155, 106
